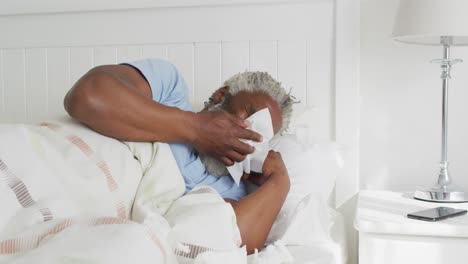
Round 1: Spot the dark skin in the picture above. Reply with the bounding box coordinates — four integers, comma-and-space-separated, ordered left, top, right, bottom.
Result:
64, 64, 262, 166
64, 64, 290, 254
227, 151, 289, 254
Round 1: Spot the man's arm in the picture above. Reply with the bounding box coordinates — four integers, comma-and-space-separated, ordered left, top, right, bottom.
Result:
64, 64, 261, 165
65, 65, 195, 142
226, 151, 290, 254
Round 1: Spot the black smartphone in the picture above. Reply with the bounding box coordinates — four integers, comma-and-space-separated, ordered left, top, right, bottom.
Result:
407, 206, 467, 221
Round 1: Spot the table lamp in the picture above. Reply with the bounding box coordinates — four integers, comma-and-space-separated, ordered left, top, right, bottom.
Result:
392, 0, 468, 202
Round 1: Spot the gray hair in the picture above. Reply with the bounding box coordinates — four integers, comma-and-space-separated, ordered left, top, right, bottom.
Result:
205, 71, 295, 135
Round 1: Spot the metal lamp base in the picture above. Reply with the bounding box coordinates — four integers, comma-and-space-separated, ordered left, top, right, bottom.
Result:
414, 40, 468, 204
414, 183, 468, 203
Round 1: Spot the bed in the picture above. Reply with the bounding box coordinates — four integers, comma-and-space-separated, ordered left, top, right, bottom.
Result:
0, 0, 360, 263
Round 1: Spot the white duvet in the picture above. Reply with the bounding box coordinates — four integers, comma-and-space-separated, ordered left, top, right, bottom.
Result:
0, 118, 344, 264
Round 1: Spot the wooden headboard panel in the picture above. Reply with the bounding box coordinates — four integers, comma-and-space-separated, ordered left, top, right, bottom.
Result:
0, 0, 359, 229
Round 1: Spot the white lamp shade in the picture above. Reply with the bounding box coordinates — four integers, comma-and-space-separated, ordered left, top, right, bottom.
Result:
392, 0, 468, 46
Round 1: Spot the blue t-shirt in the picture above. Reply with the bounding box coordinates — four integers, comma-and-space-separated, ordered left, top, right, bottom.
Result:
125, 59, 246, 201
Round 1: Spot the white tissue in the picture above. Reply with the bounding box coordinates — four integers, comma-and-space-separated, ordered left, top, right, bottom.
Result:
227, 108, 274, 185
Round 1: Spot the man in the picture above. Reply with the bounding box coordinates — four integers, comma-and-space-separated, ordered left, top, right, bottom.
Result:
64, 59, 294, 253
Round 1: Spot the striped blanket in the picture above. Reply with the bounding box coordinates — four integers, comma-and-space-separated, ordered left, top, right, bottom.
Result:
0, 118, 244, 264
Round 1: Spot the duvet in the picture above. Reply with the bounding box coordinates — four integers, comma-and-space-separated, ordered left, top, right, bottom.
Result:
0, 118, 345, 264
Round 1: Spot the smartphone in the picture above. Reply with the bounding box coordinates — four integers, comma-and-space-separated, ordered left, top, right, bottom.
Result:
407, 206, 467, 221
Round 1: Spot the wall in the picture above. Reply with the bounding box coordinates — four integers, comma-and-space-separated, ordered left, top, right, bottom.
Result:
0, 1, 335, 142
360, 0, 468, 191
0, 0, 313, 15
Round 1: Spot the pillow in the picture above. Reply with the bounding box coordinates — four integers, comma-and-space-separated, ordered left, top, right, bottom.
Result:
270, 133, 343, 203
265, 133, 343, 243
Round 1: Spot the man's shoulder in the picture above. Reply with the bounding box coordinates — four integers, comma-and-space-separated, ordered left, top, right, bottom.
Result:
128, 58, 177, 73
125, 58, 191, 109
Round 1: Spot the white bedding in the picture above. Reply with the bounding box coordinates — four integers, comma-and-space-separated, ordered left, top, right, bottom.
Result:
0, 119, 346, 264
288, 245, 343, 264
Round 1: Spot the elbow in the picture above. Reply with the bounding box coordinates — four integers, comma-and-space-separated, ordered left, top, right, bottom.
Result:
244, 238, 265, 255
225, 201, 263, 254
64, 85, 88, 119
236, 218, 267, 254
64, 67, 108, 120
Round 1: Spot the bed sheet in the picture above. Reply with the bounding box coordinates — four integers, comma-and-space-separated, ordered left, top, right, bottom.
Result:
287, 244, 344, 264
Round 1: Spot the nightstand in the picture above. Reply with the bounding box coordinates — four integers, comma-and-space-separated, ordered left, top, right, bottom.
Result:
354, 190, 468, 264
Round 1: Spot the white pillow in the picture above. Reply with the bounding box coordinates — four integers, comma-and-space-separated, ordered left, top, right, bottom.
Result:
256, 132, 342, 244
270, 133, 342, 203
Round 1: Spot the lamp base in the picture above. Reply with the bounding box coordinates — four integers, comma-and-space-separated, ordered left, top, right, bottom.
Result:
414, 183, 468, 203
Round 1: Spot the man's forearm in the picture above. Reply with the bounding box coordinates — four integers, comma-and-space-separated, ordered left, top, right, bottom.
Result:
228, 175, 289, 254
64, 68, 196, 143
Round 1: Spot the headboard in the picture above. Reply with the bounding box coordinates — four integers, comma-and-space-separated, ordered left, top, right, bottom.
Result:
0, 0, 359, 258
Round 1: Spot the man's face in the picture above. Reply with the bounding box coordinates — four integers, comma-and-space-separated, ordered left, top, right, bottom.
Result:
199, 89, 282, 177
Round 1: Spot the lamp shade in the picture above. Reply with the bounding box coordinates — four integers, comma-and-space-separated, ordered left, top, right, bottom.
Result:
392, 0, 468, 46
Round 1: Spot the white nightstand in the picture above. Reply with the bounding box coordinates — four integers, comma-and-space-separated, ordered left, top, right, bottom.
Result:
355, 190, 468, 264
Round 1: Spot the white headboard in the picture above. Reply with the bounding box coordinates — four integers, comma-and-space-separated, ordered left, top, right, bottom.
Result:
0, 0, 359, 258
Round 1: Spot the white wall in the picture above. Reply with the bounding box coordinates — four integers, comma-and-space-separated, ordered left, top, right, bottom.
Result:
0, 1, 335, 136
360, 0, 468, 191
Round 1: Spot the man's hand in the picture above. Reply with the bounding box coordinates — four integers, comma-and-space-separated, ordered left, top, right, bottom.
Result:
191, 110, 262, 166
262, 151, 289, 183
243, 151, 289, 187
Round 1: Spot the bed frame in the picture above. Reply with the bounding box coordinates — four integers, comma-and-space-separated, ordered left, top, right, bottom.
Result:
0, 0, 359, 261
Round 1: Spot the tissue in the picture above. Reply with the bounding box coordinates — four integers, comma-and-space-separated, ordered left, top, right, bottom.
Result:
227, 108, 274, 185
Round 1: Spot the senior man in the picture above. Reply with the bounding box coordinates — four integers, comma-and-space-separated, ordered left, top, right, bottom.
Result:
64, 59, 294, 253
